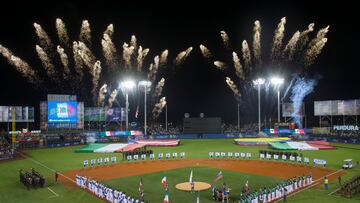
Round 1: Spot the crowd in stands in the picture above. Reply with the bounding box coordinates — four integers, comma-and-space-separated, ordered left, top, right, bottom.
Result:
144, 122, 266, 135
223, 122, 272, 134
223, 123, 239, 133
234, 174, 313, 203
239, 123, 265, 134
0, 142, 13, 160
76, 175, 145, 203
311, 132, 359, 140
146, 123, 181, 135
46, 133, 85, 145
19, 168, 45, 190
338, 174, 360, 198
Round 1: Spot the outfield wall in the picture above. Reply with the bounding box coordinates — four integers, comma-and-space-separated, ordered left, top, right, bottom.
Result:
146, 133, 245, 139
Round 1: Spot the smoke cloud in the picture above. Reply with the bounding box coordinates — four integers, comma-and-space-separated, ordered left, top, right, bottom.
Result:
290, 77, 318, 128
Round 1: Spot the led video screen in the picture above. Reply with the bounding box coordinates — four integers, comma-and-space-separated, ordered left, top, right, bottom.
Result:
48, 101, 77, 122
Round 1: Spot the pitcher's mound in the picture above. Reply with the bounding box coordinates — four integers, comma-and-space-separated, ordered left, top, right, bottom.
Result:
175, 182, 211, 191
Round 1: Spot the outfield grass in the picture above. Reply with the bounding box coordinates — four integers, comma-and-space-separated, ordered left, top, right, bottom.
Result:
0, 139, 359, 202
104, 167, 283, 203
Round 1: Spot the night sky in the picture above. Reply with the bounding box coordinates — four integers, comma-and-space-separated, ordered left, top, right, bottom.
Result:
0, 1, 358, 126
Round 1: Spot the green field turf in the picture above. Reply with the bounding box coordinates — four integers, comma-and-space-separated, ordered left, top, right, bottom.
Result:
104, 167, 283, 203
0, 139, 359, 202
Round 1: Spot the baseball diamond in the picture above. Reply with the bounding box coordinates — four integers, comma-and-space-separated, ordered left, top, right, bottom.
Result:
1, 1, 360, 203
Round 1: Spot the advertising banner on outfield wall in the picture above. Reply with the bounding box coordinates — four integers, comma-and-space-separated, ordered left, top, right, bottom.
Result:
0, 106, 35, 122
77, 102, 84, 129
0, 106, 8, 122
84, 107, 106, 121
105, 107, 125, 122
314, 99, 360, 116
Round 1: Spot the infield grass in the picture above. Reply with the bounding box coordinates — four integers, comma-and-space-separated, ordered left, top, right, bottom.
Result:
0, 139, 359, 202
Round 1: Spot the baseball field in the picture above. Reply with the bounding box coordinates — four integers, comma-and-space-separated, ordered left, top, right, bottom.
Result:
1, 139, 359, 203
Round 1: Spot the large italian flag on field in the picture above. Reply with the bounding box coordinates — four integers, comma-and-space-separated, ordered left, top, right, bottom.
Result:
269, 141, 335, 150
163, 189, 169, 203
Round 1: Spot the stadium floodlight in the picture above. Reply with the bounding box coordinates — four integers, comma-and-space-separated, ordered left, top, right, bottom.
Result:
270, 77, 284, 86
271, 77, 284, 122
120, 80, 136, 91
253, 78, 265, 85
138, 80, 152, 88
138, 80, 152, 136
120, 79, 136, 131
253, 78, 265, 133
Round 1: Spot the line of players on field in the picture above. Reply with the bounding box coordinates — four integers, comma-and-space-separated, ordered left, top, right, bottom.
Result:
235, 174, 313, 203
76, 175, 145, 203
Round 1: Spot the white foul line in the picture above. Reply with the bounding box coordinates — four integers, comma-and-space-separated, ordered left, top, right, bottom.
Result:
328, 187, 341, 195
17, 151, 75, 183
274, 169, 344, 202
47, 187, 59, 198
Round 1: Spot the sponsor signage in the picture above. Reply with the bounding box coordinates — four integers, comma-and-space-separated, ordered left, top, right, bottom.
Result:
333, 125, 359, 131
314, 159, 327, 165
266, 128, 305, 135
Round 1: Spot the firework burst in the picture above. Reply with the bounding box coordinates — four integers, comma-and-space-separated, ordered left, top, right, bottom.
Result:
1, 18, 190, 111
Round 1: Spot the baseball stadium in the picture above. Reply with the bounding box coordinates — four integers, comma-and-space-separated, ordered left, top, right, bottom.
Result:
1, 1, 359, 203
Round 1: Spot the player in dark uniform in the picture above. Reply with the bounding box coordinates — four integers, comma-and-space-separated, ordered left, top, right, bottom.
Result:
55, 171, 59, 182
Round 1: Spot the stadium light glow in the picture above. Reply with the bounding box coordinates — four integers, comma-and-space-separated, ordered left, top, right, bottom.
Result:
253, 78, 265, 85
120, 80, 136, 91
270, 77, 284, 85
138, 80, 152, 88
